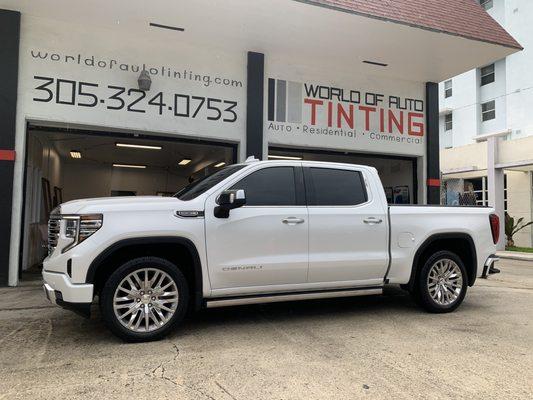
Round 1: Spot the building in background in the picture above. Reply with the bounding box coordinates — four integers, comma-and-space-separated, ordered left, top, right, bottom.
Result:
0, 0, 520, 285
439, 0, 532, 248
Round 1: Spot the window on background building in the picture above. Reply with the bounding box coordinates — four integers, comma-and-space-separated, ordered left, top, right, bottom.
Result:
445, 113, 453, 131
480, 64, 495, 86
480, 0, 493, 10
504, 174, 508, 212
481, 100, 496, 121
444, 80, 452, 98
466, 177, 506, 210
468, 177, 486, 206
444, 177, 506, 211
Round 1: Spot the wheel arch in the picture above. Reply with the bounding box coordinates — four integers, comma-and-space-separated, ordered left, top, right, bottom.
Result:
86, 237, 204, 311
407, 233, 477, 291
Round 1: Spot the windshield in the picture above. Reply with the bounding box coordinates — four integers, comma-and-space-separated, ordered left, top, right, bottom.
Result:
175, 164, 246, 201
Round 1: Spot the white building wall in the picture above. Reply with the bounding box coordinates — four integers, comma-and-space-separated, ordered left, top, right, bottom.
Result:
440, 0, 533, 144
7, 8, 435, 284
506, 170, 532, 247
505, 0, 533, 140
439, 0, 533, 248
479, 59, 507, 136
439, 70, 479, 149
438, 57, 507, 146
489, 0, 506, 24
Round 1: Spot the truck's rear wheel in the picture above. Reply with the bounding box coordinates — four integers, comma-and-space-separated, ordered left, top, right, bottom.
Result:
100, 257, 189, 342
415, 250, 467, 313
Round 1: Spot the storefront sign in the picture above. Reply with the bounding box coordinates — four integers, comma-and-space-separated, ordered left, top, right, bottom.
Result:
20, 16, 246, 143
32, 76, 238, 122
265, 70, 426, 156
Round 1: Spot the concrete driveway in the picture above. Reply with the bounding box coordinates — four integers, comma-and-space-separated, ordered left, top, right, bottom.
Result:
1, 259, 532, 399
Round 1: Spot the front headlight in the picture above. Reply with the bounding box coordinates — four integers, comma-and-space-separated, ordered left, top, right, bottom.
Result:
62, 214, 103, 253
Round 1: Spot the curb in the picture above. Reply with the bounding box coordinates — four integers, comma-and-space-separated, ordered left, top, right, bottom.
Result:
496, 251, 533, 262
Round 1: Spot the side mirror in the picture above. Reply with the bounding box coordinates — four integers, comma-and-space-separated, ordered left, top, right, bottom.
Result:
214, 189, 246, 218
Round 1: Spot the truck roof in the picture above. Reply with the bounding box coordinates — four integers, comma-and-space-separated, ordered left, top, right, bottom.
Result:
242, 157, 375, 170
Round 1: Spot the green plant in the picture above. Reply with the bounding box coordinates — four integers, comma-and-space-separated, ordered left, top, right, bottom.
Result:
505, 246, 533, 254
505, 212, 533, 247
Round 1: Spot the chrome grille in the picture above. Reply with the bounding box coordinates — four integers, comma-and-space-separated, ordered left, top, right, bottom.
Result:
48, 215, 61, 254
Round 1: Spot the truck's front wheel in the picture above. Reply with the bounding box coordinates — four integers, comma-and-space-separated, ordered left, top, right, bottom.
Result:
415, 250, 467, 313
100, 257, 189, 342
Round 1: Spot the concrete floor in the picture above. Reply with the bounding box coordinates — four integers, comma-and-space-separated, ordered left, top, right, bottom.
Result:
1, 259, 532, 400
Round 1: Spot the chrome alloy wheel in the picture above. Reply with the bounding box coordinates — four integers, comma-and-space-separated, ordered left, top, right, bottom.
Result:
113, 268, 179, 332
427, 259, 463, 306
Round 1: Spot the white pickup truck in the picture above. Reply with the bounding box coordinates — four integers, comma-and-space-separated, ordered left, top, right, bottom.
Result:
43, 158, 500, 341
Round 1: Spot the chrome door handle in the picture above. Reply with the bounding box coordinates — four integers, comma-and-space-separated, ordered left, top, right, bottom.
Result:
363, 217, 383, 224
282, 217, 305, 225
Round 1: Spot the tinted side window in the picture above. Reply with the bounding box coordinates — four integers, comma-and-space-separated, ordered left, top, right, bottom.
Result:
176, 164, 245, 201
230, 167, 297, 206
306, 168, 367, 206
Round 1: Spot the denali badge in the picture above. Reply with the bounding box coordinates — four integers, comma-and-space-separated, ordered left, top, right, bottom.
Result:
222, 265, 263, 271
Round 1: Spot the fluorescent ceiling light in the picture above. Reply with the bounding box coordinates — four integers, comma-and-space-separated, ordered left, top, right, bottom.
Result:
116, 143, 162, 150
113, 163, 146, 169
268, 154, 302, 160
70, 151, 82, 159
178, 158, 192, 166
214, 162, 226, 168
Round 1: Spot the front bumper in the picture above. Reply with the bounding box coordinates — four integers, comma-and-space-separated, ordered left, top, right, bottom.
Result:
481, 255, 500, 278
43, 283, 58, 304
43, 270, 93, 317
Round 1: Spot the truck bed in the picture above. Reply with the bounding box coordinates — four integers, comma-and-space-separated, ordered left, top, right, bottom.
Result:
385, 205, 496, 285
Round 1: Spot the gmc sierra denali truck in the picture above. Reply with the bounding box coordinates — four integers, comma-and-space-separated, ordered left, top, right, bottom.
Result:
43, 158, 500, 342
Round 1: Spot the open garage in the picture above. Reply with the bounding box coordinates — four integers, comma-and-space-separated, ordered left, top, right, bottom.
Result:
21, 124, 236, 275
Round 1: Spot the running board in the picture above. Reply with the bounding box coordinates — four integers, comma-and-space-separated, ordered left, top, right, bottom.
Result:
205, 287, 383, 308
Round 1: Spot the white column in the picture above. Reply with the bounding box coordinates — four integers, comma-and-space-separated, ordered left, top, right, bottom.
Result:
487, 136, 505, 250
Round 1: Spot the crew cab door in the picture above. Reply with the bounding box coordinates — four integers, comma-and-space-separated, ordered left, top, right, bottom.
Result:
205, 164, 308, 295
303, 164, 389, 286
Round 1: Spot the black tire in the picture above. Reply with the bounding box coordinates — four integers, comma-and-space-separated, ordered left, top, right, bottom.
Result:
414, 250, 468, 313
100, 257, 189, 342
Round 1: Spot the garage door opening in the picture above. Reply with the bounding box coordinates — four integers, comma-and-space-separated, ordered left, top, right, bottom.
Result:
20, 125, 237, 277
269, 147, 417, 205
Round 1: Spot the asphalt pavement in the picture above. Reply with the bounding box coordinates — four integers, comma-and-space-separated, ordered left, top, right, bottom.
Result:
0, 259, 532, 399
